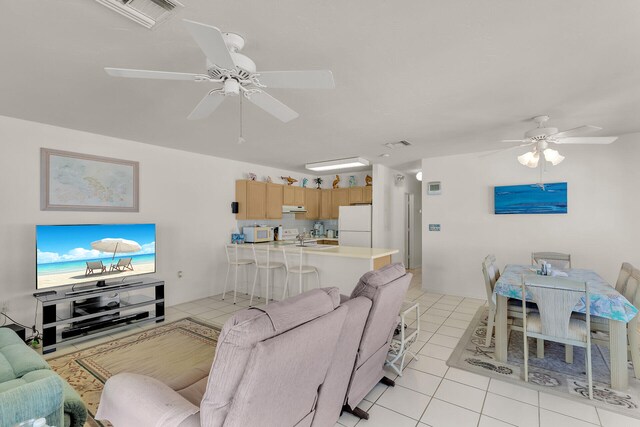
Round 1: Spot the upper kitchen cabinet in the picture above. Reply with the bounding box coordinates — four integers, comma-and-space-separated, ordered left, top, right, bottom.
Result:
266, 183, 284, 219
349, 187, 364, 204
298, 188, 320, 220
319, 189, 332, 219
363, 186, 372, 203
236, 180, 267, 220
282, 186, 305, 206
331, 188, 350, 218
294, 187, 305, 205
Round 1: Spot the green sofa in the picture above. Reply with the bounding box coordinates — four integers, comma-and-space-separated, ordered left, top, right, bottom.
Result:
0, 328, 87, 427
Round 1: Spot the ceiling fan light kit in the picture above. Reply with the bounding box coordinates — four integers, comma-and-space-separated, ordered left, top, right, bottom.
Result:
104, 19, 335, 123
506, 115, 617, 168
305, 157, 370, 172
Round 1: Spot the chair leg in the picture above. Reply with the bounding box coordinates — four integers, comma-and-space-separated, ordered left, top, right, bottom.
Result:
485, 308, 495, 348
249, 267, 259, 306
281, 271, 290, 301
628, 322, 640, 379
233, 263, 238, 305
565, 345, 574, 364
314, 270, 320, 289
265, 269, 271, 306
536, 339, 544, 359
222, 264, 231, 301
586, 343, 593, 399
523, 333, 529, 382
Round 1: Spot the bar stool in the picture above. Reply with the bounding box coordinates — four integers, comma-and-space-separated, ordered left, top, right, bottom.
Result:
223, 244, 255, 305
250, 245, 287, 306
281, 246, 320, 300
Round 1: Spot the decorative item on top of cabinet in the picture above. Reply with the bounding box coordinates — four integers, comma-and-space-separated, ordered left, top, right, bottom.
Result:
349, 175, 357, 187
314, 177, 323, 189
332, 175, 340, 189
281, 176, 298, 186
365, 175, 372, 186
265, 176, 273, 183
302, 177, 309, 188
248, 173, 257, 181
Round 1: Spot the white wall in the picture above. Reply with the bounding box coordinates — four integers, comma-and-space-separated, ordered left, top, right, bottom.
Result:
372, 164, 422, 266
0, 115, 314, 327
421, 133, 640, 299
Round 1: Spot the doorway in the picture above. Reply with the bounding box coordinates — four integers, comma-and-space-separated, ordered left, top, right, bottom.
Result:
405, 193, 414, 268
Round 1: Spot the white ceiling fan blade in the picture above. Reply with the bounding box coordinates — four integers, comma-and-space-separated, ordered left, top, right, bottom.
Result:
551, 125, 602, 139
105, 68, 204, 81
245, 90, 299, 122
187, 92, 226, 120
183, 19, 236, 70
480, 142, 535, 157
501, 139, 528, 143
554, 136, 618, 145
256, 70, 335, 89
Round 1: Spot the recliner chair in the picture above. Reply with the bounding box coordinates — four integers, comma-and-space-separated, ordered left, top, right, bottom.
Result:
96, 288, 348, 427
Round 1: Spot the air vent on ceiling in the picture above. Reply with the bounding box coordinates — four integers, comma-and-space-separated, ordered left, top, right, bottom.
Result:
384, 140, 412, 149
95, 0, 184, 29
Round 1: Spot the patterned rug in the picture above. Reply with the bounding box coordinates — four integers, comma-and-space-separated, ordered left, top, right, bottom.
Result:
447, 306, 640, 419
47, 318, 221, 426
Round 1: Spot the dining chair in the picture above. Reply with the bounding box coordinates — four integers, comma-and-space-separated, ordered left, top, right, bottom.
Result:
589, 263, 640, 378
249, 245, 286, 306
521, 274, 593, 399
281, 246, 320, 300
531, 252, 571, 270
222, 244, 254, 305
482, 255, 542, 353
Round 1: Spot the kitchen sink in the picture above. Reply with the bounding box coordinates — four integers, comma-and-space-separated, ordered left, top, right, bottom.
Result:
296, 244, 338, 250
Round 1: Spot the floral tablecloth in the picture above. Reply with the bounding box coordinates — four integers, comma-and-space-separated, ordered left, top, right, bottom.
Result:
494, 264, 638, 323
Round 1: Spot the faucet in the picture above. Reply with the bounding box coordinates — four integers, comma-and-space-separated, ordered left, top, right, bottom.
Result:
297, 233, 305, 246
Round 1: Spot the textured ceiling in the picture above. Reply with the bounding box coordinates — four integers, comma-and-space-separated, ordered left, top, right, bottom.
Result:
2, 1, 639, 173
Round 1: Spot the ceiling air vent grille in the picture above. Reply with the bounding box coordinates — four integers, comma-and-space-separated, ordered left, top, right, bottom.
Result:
384, 140, 412, 149
95, 0, 184, 29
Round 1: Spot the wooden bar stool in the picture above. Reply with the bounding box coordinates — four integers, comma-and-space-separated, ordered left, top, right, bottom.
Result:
222, 244, 254, 305
281, 246, 320, 300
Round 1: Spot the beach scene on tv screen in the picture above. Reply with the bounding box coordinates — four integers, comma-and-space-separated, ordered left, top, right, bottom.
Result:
36, 224, 156, 289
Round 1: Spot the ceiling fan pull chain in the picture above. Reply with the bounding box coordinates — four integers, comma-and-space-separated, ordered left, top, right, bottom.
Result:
238, 95, 245, 144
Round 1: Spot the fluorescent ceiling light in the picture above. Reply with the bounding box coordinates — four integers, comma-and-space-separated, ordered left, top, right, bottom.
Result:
305, 157, 370, 172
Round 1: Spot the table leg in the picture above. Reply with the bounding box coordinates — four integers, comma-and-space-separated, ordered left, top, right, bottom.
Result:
495, 295, 508, 362
609, 318, 628, 390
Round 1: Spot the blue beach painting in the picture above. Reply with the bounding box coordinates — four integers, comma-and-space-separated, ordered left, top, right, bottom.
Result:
494, 182, 567, 215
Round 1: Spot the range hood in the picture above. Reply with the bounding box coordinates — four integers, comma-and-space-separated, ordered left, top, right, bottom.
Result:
282, 205, 307, 213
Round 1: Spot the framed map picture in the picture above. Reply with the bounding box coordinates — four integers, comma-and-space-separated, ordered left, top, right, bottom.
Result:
41, 148, 139, 212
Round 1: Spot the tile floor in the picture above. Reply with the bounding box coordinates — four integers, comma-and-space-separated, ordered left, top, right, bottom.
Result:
45, 271, 640, 427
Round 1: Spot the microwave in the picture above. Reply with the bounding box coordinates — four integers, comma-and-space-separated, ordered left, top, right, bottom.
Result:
243, 226, 274, 243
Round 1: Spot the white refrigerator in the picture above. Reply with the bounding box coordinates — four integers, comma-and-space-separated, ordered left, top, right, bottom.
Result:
338, 205, 372, 247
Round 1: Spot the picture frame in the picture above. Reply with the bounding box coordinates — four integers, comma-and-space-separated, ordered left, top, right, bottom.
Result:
40, 148, 139, 212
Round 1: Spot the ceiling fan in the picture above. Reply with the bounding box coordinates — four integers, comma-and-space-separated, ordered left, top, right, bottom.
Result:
502, 115, 618, 168
104, 19, 335, 123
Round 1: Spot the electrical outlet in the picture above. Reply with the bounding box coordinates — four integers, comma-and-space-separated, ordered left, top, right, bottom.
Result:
177, 271, 183, 279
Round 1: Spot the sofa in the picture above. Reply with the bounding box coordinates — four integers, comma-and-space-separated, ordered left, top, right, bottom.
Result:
0, 328, 88, 427
96, 288, 348, 427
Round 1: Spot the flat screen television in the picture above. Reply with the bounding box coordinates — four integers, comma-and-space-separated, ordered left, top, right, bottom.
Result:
36, 223, 156, 290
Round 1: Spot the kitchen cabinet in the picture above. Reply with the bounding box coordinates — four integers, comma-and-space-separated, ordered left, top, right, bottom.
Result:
283, 186, 295, 205
294, 187, 305, 205
349, 187, 364, 204
266, 183, 283, 219
300, 188, 320, 220
331, 188, 350, 218
246, 181, 267, 219
363, 186, 372, 203
320, 189, 332, 219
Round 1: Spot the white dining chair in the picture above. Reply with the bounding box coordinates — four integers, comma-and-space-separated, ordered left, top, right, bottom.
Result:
521, 274, 592, 399
281, 246, 320, 300
589, 263, 640, 379
482, 255, 542, 354
249, 245, 286, 306
222, 244, 254, 305
531, 252, 572, 270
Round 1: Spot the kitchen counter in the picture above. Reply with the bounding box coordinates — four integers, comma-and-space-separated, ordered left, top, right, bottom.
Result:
232, 242, 399, 294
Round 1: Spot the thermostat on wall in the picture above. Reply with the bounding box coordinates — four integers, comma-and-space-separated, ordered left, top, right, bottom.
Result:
427, 181, 441, 195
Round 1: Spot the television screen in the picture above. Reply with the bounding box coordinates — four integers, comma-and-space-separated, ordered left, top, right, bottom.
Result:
36, 224, 156, 290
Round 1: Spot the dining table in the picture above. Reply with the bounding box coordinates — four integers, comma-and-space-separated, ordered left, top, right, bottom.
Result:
493, 264, 638, 390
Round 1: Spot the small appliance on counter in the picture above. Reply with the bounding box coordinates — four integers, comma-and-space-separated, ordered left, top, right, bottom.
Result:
313, 222, 324, 237
243, 226, 274, 243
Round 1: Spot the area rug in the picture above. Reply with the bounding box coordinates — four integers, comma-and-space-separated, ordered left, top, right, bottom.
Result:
447, 306, 640, 419
47, 318, 221, 426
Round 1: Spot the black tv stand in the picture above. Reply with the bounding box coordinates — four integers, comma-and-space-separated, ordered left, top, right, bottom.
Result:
35, 278, 164, 353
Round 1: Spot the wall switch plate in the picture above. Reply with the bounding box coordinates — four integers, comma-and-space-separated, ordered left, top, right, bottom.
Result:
428, 224, 441, 232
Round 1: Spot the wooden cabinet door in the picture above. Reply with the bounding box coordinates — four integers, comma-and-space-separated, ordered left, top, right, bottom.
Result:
266, 183, 283, 219
283, 186, 295, 205
304, 188, 320, 219
331, 188, 349, 218
294, 187, 305, 205
246, 181, 267, 219
320, 189, 332, 219
235, 180, 248, 220
349, 187, 364, 204
363, 186, 373, 203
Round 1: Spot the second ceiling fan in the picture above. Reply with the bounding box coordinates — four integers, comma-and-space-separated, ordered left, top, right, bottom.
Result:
105, 19, 335, 123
